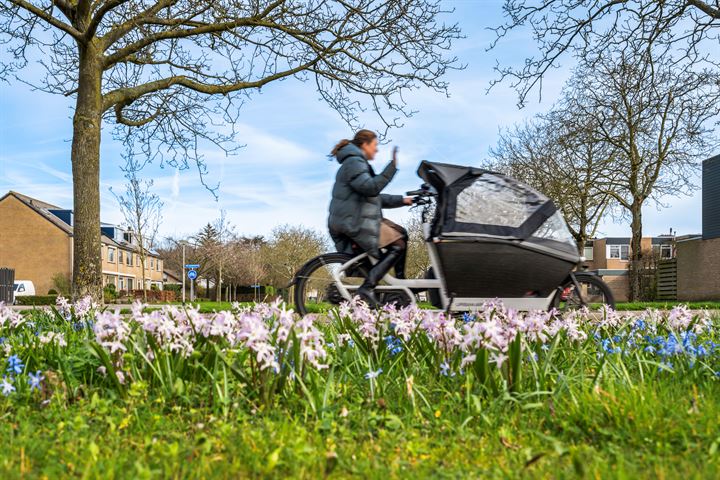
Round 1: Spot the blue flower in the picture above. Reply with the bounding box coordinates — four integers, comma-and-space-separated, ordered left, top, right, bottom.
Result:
27, 371, 43, 391
633, 319, 646, 331
0, 377, 14, 396
440, 361, 456, 377
384, 336, 402, 356
364, 368, 383, 380
6, 355, 24, 375
462, 312, 475, 324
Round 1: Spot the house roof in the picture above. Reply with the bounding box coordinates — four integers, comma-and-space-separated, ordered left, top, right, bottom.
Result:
2, 191, 159, 256
163, 269, 182, 282
588, 236, 677, 245
1, 191, 74, 235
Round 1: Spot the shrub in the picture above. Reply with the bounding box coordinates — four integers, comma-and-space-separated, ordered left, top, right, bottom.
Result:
127, 289, 176, 303
163, 284, 182, 294
14, 295, 58, 306
50, 272, 71, 295
47, 289, 58, 295
103, 284, 119, 303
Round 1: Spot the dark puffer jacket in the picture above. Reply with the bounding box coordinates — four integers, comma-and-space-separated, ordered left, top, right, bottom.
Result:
328, 143, 405, 257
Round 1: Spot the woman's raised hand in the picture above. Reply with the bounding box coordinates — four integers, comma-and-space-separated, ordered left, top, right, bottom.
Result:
392, 146, 399, 166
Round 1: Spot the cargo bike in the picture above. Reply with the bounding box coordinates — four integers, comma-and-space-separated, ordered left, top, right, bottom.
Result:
292, 161, 615, 315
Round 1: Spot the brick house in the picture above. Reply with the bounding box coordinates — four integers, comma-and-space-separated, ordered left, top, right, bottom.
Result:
583, 235, 675, 302
0, 191, 164, 295
676, 155, 720, 301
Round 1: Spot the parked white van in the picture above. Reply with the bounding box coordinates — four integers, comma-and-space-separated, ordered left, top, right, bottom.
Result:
13, 280, 36, 300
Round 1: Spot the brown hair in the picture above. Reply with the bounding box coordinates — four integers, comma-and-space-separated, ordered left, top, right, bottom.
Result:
330, 129, 377, 156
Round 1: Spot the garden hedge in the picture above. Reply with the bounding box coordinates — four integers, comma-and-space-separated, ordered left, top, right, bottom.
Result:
14, 295, 58, 306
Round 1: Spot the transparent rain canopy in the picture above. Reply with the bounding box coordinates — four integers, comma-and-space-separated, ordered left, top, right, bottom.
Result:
533, 211, 577, 249
455, 174, 545, 227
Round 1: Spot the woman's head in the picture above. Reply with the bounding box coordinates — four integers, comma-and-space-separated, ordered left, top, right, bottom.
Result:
331, 129, 378, 160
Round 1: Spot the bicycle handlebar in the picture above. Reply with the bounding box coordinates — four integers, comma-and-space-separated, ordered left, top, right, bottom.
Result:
406, 183, 436, 197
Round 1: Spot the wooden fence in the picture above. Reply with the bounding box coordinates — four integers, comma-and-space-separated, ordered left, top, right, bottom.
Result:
656, 259, 678, 301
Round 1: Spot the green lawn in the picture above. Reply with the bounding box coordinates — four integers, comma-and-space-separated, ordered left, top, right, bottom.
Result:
3, 380, 719, 478
5, 300, 720, 478
613, 301, 720, 311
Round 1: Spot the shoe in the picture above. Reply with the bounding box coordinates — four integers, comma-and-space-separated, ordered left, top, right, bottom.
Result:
357, 246, 403, 308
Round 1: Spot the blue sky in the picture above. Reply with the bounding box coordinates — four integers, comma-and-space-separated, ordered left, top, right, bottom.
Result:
0, 1, 704, 242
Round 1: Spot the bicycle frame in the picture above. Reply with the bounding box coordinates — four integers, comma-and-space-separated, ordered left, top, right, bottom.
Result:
328, 223, 558, 312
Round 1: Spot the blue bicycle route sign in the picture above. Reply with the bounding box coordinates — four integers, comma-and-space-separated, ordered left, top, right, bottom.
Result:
187, 270, 198, 281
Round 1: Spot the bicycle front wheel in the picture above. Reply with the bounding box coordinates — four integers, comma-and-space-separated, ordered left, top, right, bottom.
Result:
293, 253, 367, 316
552, 272, 616, 311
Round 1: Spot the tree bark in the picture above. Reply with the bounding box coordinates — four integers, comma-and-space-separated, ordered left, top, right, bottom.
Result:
71, 42, 103, 301
628, 203, 643, 301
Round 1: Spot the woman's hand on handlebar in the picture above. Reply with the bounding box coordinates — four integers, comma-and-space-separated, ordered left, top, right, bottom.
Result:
403, 196, 413, 205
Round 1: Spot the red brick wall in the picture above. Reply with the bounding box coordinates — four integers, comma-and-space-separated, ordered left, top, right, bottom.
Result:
677, 238, 720, 301
602, 275, 629, 302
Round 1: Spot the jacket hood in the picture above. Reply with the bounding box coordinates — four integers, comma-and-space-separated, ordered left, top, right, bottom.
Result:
335, 142, 366, 164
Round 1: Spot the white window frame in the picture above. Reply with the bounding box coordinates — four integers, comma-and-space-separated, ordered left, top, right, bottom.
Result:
608, 245, 630, 260
108, 247, 116, 263
583, 246, 594, 261
660, 244, 672, 259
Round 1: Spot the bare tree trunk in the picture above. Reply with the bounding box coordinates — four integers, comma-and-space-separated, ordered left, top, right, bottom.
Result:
141, 256, 147, 302
215, 264, 222, 302
628, 203, 643, 301
71, 43, 103, 302
140, 233, 148, 303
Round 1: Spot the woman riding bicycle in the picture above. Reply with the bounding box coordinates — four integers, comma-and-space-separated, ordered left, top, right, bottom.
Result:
328, 129, 412, 307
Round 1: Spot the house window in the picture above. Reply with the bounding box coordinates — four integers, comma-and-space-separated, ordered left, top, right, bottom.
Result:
119, 277, 125, 290
660, 244, 672, 259
126, 252, 132, 266
157, 259, 162, 271
583, 246, 594, 261
609, 245, 629, 260
150, 258, 154, 269
108, 247, 115, 263
128, 278, 134, 290
118, 250, 123, 264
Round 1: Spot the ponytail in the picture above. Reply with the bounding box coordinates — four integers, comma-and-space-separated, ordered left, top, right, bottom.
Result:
330, 139, 351, 156
330, 129, 377, 156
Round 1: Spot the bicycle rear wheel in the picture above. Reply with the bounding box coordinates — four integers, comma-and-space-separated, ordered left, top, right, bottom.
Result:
552, 272, 616, 311
293, 253, 367, 316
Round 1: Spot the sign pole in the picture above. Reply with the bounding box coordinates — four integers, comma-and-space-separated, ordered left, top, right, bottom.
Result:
181, 244, 186, 304
184, 264, 199, 303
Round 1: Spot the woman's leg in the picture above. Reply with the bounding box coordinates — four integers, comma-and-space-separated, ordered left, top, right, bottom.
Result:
356, 244, 404, 307
389, 226, 408, 279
